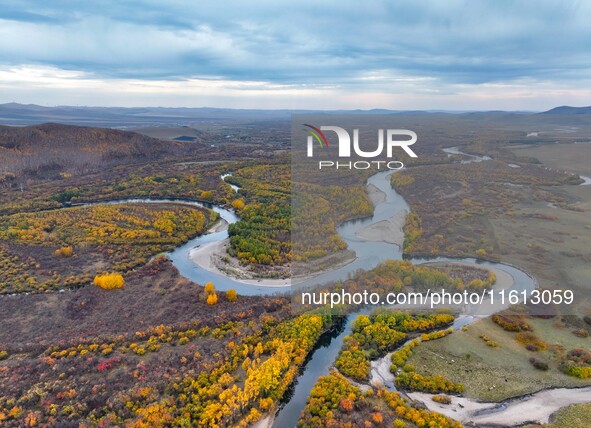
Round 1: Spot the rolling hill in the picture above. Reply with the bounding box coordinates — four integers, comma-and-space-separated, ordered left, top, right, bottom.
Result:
0, 123, 200, 179
539, 105, 591, 115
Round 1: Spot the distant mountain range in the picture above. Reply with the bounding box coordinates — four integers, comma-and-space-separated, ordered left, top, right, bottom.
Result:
0, 103, 286, 127
538, 105, 591, 115
0, 103, 531, 127
0, 102, 590, 128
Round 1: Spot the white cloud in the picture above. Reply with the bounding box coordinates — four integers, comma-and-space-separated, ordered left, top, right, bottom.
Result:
2, 64, 591, 111
1, 1, 591, 109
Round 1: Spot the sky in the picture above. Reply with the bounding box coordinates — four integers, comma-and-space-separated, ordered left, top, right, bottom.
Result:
1, 0, 590, 110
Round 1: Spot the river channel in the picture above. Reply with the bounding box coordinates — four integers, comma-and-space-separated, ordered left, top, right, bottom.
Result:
161, 170, 543, 427
82, 167, 576, 427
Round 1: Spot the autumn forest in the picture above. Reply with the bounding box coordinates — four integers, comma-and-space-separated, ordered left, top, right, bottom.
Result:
1, 114, 591, 428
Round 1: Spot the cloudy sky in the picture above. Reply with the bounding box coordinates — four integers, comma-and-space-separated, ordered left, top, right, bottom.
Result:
1, 0, 590, 110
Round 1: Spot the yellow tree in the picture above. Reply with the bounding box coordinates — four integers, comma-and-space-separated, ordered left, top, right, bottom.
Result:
231, 199, 245, 210
93, 273, 125, 289
226, 289, 237, 302
204, 282, 215, 294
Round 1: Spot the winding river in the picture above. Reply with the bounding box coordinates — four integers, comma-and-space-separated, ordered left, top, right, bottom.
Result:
70, 166, 584, 427
158, 170, 550, 427
267, 171, 541, 428
172, 170, 536, 298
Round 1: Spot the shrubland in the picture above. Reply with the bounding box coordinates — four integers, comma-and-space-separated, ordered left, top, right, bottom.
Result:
393, 159, 577, 260
0, 255, 333, 427
335, 309, 454, 382
0, 203, 212, 293
298, 372, 463, 428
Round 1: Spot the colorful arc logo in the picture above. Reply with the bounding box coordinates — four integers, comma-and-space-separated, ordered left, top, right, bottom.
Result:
303, 124, 328, 149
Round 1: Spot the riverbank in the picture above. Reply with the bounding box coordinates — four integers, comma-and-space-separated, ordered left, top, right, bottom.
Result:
361, 180, 407, 246
207, 217, 229, 233
251, 414, 274, 428
188, 171, 407, 288
189, 238, 292, 287
188, 238, 358, 288
366, 183, 386, 205
355, 209, 407, 246
408, 386, 591, 426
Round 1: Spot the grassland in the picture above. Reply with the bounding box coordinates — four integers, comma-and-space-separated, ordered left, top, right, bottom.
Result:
499, 142, 591, 301
405, 315, 591, 401
512, 142, 591, 177
525, 404, 591, 428
392, 138, 591, 300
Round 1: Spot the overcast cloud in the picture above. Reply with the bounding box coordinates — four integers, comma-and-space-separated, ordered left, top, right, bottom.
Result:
1, 0, 590, 110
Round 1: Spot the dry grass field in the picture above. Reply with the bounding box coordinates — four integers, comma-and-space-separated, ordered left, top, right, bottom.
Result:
406, 316, 591, 401
512, 142, 591, 177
